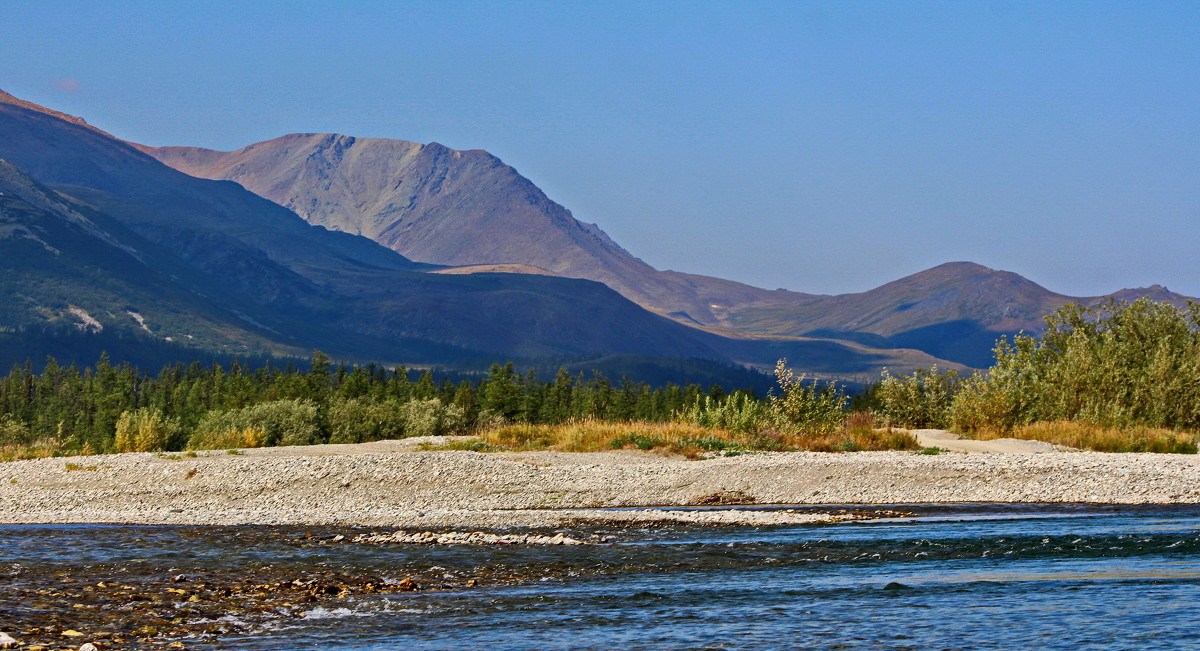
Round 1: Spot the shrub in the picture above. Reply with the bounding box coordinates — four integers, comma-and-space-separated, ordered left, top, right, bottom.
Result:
950, 298, 1200, 433
113, 408, 172, 453
610, 433, 662, 451
0, 414, 31, 446
474, 409, 507, 431
328, 398, 407, 444
876, 366, 960, 429
768, 360, 847, 435
189, 399, 321, 450
400, 398, 444, 438
683, 393, 770, 433
948, 371, 1019, 434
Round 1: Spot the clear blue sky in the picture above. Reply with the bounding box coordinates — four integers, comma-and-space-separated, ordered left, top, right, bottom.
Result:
2, 1, 1198, 296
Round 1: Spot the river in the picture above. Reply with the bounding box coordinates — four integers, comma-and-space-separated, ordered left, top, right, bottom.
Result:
4, 504, 1200, 649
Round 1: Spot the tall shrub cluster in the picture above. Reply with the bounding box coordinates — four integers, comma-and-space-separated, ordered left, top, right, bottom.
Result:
871, 299, 1200, 434
875, 367, 960, 429
768, 360, 848, 435
953, 298, 1200, 432
113, 408, 175, 453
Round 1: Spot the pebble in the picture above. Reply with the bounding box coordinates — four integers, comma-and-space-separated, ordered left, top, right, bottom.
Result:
351, 530, 589, 545
0, 632, 17, 649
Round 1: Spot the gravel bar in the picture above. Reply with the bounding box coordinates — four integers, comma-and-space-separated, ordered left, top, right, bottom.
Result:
1, 444, 1197, 528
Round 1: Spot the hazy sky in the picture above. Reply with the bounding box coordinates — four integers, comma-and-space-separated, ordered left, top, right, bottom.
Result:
2, 1, 1197, 296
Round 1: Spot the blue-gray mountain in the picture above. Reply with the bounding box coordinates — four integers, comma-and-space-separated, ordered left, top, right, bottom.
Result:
0, 89, 940, 377
145, 134, 1195, 369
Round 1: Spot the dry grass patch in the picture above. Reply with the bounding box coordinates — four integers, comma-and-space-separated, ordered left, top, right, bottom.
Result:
473, 418, 919, 457
972, 421, 1197, 453
0, 439, 65, 463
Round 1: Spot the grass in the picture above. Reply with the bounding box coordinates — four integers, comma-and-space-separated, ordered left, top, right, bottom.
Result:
469, 417, 919, 458
418, 439, 500, 453
970, 421, 1198, 454
64, 462, 100, 471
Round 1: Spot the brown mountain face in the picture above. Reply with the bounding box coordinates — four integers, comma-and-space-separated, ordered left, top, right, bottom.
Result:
144, 135, 1195, 369
724, 262, 1066, 340
144, 135, 811, 325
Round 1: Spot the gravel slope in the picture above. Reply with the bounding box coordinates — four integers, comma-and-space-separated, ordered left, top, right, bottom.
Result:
1, 443, 1197, 528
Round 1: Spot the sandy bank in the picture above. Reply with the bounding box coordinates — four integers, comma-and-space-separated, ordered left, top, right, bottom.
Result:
910, 429, 1073, 453
1, 441, 1197, 528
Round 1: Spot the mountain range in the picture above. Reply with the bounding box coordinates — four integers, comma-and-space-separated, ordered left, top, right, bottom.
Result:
1, 89, 952, 382
144, 131, 1194, 369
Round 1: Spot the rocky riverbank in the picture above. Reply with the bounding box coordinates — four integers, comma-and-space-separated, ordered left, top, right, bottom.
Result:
2, 441, 1198, 528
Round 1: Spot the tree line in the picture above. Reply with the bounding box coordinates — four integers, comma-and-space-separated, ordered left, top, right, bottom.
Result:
0, 352, 757, 453
4, 298, 1194, 456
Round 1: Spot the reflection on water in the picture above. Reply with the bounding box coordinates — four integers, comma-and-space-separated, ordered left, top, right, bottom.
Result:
4, 504, 1200, 649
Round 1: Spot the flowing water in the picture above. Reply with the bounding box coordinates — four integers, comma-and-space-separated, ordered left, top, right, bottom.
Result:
4, 504, 1200, 649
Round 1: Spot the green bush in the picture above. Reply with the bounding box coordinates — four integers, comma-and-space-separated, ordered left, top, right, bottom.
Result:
610, 433, 662, 450
950, 298, 1200, 433
681, 361, 847, 436
683, 393, 769, 433
768, 360, 847, 435
189, 399, 321, 450
0, 414, 31, 446
877, 366, 960, 429
328, 398, 408, 444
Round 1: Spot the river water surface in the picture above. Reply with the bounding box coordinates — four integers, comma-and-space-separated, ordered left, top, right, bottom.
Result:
4, 504, 1200, 649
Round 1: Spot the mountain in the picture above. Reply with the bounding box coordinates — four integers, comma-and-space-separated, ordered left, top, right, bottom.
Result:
144, 134, 810, 325
0, 89, 945, 379
145, 136, 1196, 369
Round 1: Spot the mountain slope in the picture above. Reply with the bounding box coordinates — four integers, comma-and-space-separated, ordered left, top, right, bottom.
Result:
0, 157, 282, 353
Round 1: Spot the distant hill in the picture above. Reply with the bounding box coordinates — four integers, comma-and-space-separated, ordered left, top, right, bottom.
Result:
722, 261, 1197, 368
146, 136, 1197, 369
0, 93, 713, 363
